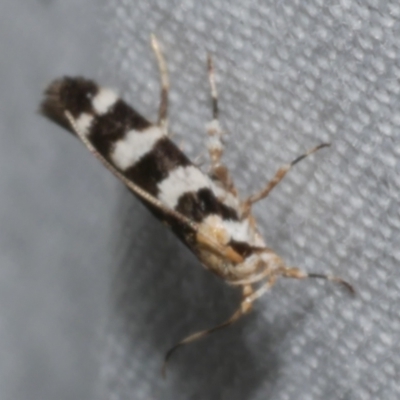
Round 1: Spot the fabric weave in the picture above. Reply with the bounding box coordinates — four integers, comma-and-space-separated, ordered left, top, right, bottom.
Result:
101, 1, 400, 399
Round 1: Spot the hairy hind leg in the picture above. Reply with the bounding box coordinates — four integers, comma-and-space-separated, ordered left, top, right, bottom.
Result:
206, 54, 235, 192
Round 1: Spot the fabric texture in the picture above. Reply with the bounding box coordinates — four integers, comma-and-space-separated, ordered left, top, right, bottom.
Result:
3, 1, 399, 400
100, 1, 400, 399
0, 2, 106, 400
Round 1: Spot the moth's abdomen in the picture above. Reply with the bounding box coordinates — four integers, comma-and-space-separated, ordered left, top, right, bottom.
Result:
41, 77, 239, 225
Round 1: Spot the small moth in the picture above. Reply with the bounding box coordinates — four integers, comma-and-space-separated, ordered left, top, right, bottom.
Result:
41, 35, 353, 372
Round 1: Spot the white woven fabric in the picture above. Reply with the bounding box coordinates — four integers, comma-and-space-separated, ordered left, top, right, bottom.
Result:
100, 1, 400, 399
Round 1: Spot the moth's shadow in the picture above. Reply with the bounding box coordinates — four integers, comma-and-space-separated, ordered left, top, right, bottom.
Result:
110, 194, 297, 399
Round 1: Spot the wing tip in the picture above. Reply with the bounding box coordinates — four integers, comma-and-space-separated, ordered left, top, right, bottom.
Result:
40, 77, 73, 131
40, 76, 99, 132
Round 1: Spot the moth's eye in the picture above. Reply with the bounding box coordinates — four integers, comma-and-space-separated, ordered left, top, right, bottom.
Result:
85, 92, 93, 99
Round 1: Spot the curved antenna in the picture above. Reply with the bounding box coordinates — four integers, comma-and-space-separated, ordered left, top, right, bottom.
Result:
162, 307, 246, 378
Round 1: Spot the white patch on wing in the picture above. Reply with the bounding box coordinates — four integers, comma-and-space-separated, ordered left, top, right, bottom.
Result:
111, 126, 165, 170
92, 87, 118, 115
210, 182, 241, 213
158, 166, 211, 209
223, 219, 253, 243
201, 214, 266, 247
74, 113, 93, 136
198, 214, 231, 245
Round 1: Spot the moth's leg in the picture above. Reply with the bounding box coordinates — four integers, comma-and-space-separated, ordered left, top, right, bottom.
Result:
206, 55, 235, 192
162, 285, 253, 377
151, 34, 169, 131
243, 143, 330, 213
279, 267, 355, 294
206, 54, 222, 166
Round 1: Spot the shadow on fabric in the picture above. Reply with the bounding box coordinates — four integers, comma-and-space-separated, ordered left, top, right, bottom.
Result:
106, 191, 311, 399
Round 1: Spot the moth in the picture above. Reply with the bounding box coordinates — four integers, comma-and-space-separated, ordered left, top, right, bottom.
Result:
41, 35, 353, 372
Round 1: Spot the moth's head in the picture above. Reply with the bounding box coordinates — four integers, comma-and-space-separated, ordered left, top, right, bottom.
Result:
228, 249, 284, 283
40, 77, 98, 131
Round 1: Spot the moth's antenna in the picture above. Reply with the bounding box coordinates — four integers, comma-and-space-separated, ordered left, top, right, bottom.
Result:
162, 307, 248, 378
